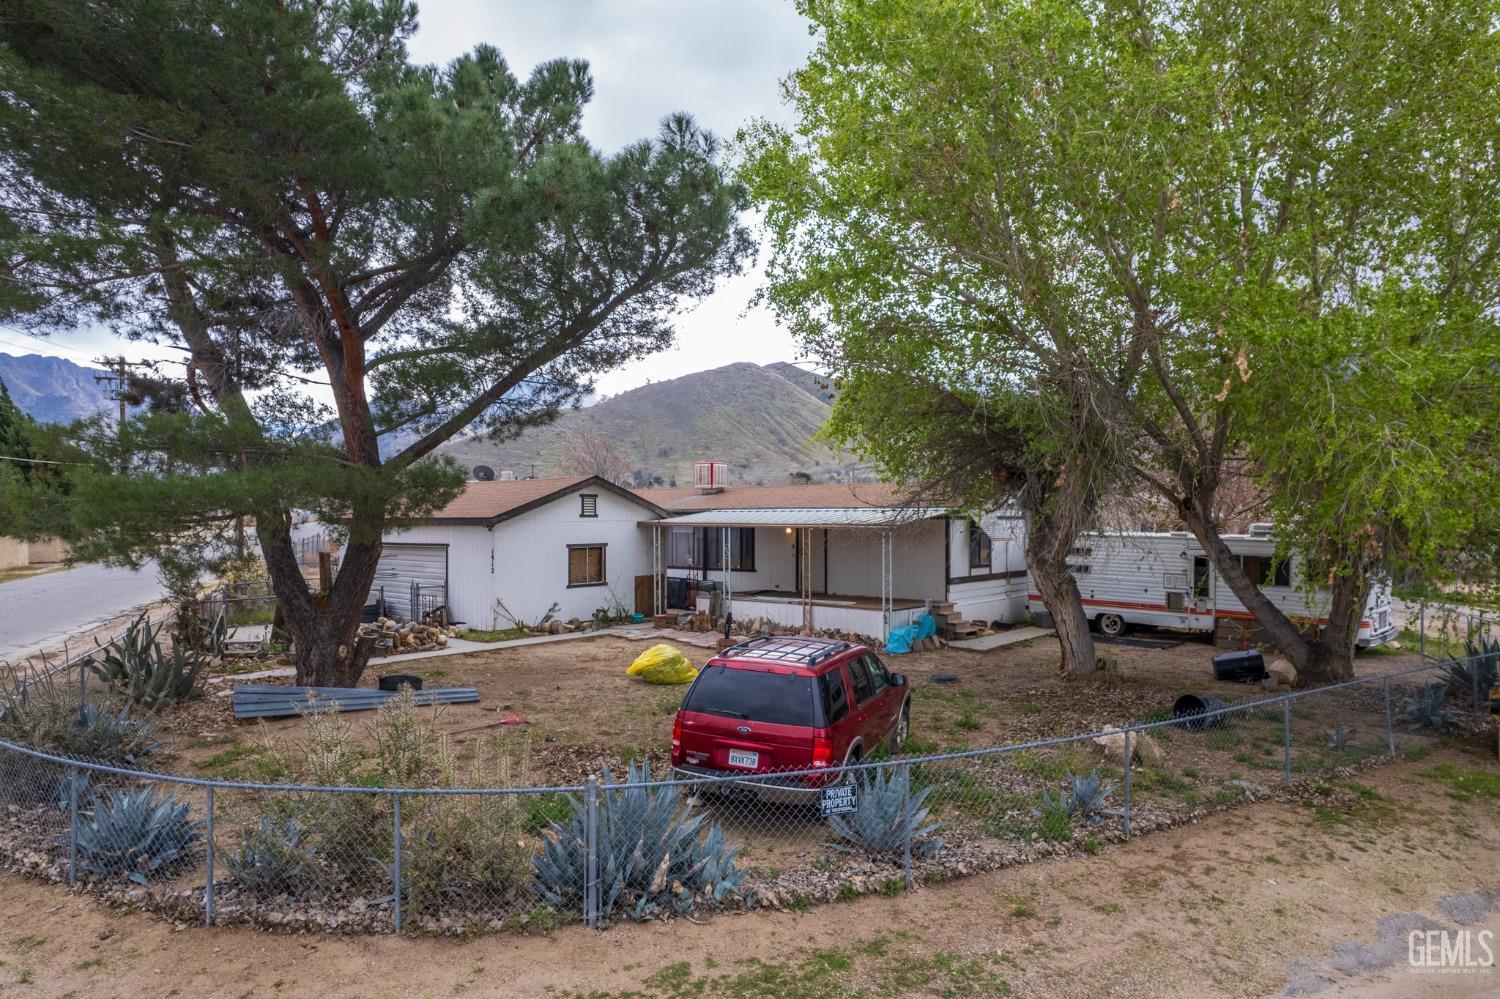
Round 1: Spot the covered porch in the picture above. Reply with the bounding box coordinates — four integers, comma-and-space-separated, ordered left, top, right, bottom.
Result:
642, 506, 947, 641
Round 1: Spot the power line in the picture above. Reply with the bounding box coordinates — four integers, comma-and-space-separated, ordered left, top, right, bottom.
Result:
0, 453, 93, 466
0, 323, 102, 363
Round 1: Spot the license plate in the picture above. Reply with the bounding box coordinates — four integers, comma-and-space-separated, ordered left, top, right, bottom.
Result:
727, 748, 759, 769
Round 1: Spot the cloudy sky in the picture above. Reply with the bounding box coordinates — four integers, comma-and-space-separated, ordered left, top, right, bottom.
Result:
0, 0, 815, 398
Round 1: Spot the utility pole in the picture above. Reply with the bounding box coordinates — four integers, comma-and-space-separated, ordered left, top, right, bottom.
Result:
93, 355, 153, 474
93, 356, 129, 473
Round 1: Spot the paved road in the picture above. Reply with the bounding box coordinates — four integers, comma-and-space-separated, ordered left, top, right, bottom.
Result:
0, 561, 163, 663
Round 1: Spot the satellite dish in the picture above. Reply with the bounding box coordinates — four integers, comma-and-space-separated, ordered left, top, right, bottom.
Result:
472, 465, 496, 481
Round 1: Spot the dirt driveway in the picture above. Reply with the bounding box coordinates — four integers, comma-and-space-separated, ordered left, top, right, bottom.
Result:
1, 750, 1494, 999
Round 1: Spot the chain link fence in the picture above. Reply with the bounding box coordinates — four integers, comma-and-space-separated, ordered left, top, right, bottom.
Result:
0, 648, 1492, 934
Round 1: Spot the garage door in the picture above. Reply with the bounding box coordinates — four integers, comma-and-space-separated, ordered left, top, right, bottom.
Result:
371, 543, 448, 620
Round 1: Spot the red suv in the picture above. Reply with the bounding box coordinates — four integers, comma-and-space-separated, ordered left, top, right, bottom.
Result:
670, 636, 911, 803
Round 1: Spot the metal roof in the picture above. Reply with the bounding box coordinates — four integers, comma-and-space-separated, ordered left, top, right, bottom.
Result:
638, 506, 947, 529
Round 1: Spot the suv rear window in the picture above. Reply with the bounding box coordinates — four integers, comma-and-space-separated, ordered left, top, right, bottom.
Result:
683, 665, 823, 727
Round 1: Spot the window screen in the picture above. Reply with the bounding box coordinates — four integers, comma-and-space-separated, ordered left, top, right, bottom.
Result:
567, 545, 605, 586
1240, 555, 1291, 588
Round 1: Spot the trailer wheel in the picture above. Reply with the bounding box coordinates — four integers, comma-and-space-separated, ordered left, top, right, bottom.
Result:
1095, 612, 1127, 637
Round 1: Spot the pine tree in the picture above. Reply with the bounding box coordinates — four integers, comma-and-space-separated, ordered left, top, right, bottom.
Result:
0, 1, 751, 684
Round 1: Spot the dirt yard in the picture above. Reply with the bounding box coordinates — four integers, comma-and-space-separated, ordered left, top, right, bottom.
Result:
0, 750, 1494, 998
166, 630, 1433, 787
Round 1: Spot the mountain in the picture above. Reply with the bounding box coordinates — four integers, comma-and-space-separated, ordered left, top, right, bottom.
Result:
0, 353, 114, 424
439, 361, 868, 486
764, 361, 839, 406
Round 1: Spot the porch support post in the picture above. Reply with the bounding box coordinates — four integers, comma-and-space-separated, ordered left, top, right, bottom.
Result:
881, 529, 893, 642
721, 527, 732, 615
801, 527, 813, 634
652, 525, 662, 616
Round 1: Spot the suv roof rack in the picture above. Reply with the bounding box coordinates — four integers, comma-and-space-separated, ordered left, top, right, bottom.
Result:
716, 635, 854, 667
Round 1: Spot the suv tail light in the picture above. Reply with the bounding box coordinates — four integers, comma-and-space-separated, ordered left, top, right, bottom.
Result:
670, 715, 683, 765
807, 734, 835, 787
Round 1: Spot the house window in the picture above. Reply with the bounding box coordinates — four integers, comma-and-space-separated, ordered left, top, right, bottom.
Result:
1241, 555, 1291, 588
666, 527, 756, 571
968, 520, 991, 570
579, 494, 598, 518
567, 544, 606, 587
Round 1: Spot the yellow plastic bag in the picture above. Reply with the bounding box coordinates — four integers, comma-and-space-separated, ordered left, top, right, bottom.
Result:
627, 643, 698, 685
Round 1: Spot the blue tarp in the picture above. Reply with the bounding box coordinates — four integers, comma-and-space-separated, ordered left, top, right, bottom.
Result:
885, 612, 937, 654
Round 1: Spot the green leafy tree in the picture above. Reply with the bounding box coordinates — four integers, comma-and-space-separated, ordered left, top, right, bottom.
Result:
745, 0, 1500, 682
0, 1, 750, 685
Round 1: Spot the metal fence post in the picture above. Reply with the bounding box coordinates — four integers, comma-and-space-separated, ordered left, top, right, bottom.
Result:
204, 786, 215, 925
391, 792, 403, 935
1282, 699, 1293, 786
900, 762, 912, 889
1121, 728, 1132, 836
584, 774, 600, 929
67, 765, 79, 886
1419, 604, 1426, 659
1383, 677, 1396, 757
1473, 661, 1483, 728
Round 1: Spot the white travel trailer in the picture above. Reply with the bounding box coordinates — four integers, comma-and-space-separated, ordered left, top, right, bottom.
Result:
1027, 526, 1397, 648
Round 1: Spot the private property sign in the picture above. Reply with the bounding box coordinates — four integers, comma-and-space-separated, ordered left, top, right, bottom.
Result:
820, 782, 857, 817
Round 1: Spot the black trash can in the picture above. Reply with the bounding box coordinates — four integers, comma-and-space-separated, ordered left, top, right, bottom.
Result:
378, 674, 424, 692
1212, 649, 1267, 683
1173, 693, 1228, 731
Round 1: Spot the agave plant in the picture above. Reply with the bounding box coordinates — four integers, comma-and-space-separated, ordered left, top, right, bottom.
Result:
1400, 683, 1456, 731
1445, 638, 1499, 705
76, 787, 203, 884
827, 766, 945, 859
91, 613, 205, 708
533, 761, 746, 921
1030, 790, 1073, 841
225, 818, 316, 897
1325, 725, 1355, 749
1066, 769, 1116, 822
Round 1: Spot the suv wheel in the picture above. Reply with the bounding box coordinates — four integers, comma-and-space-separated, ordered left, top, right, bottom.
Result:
891, 704, 910, 751
1095, 612, 1126, 637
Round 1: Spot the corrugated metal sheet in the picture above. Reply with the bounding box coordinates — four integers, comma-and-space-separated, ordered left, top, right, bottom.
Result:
639, 507, 946, 529
232, 684, 479, 720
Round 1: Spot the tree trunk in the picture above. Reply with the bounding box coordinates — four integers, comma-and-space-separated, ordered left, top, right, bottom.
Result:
257, 503, 385, 688
1179, 504, 1367, 685
1027, 542, 1095, 677
1019, 482, 1097, 678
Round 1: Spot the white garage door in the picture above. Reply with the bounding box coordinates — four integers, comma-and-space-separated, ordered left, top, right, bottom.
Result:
371, 543, 448, 620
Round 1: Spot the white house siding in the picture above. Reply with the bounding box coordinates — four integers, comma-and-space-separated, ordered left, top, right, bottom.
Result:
729, 596, 919, 638
946, 512, 1028, 623
374, 524, 490, 626
824, 521, 945, 599
492, 488, 653, 625
382, 487, 657, 629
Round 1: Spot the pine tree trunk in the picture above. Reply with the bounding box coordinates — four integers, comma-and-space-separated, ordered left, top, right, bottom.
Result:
256, 505, 384, 688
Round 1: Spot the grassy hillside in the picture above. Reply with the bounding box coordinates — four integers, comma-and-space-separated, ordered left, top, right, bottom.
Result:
439, 362, 866, 485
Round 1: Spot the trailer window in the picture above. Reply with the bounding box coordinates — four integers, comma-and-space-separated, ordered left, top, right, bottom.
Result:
1241, 555, 1291, 588
968, 520, 991, 570
1192, 557, 1211, 599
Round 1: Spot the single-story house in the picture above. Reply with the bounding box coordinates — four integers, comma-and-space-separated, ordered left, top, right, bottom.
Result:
635, 479, 1027, 638
377, 469, 1026, 639
374, 476, 668, 628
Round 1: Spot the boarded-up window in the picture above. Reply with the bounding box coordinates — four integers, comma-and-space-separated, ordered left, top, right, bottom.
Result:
568, 544, 606, 586
580, 494, 598, 517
